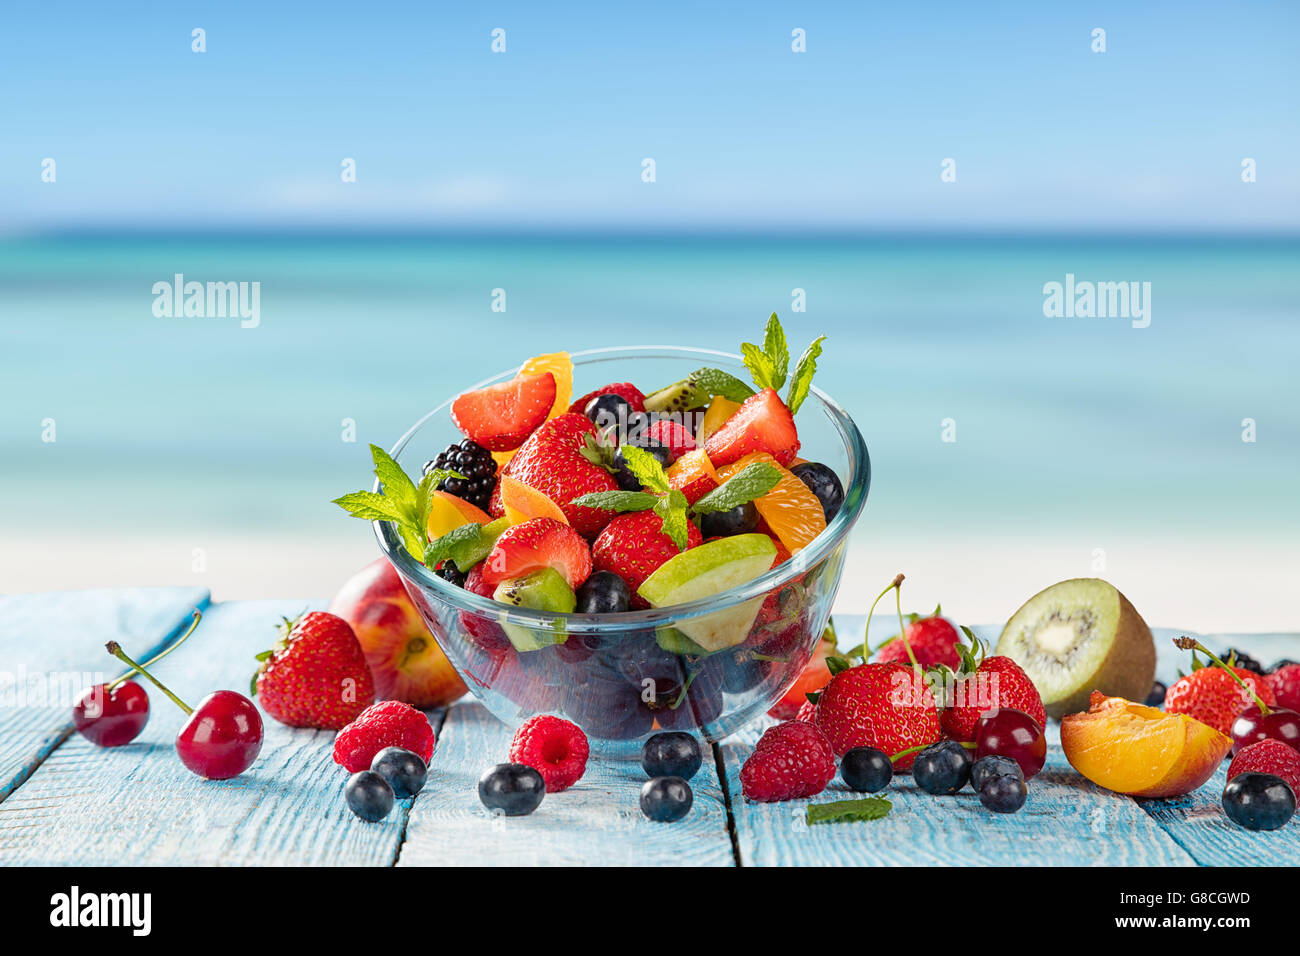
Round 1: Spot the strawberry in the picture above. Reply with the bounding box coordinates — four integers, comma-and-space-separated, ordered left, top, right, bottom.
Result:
875, 614, 963, 670
941, 654, 1046, 742
450, 371, 556, 452
481, 517, 592, 590
704, 388, 800, 467
254, 611, 375, 730
1165, 665, 1276, 736
813, 662, 942, 770
768, 630, 837, 720
666, 449, 720, 505
643, 419, 696, 458
495, 413, 619, 537
1266, 664, 1300, 712
1228, 739, 1300, 798
591, 510, 703, 606
740, 720, 836, 802
567, 382, 647, 415
459, 564, 512, 653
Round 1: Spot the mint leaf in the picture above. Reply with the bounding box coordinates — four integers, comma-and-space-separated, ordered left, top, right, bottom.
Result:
691, 461, 781, 514
806, 797, 891, 825
332, 491, 406, 522
785, 335, 825, 415
571, 490, 659, 512
689, 367, 755, 403
653, 489, 691, 550
618, 444, 670, 493
424, 522, 501, 572
741, 341, 778, 391
762, 312, 789, 389
370, 444, 418, 520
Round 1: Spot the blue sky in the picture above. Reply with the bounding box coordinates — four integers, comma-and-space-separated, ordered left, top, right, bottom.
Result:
3, 1, 1297, 231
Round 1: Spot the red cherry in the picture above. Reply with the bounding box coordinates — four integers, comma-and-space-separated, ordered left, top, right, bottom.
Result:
1231, 705, 1300, 756
72, 609, 204, 749
975, 707, 1046, 780
72, 681, 150, 747
176, 690, 264, 780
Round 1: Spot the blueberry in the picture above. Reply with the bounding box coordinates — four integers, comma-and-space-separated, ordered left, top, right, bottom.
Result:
584, 393, 635, 431
970, 754, 1023, 792
978, 773, 1028, 813
613, 443, 672, 490
841, 746, 893, 793
641, 731, 703, 781
1222, 772, 1296, 831
344, 770, 395, 822
576, 570, 631, 614
790, 462, 844, 522
912, 740, 972, 795
640, 776, 693, 822
433, 563, 466, 588
478, 763, 546, 816
1223, 648, 1264, 675
370, 747, 428, 798
699, 501, 759, 538
1145, 680, 1167, 707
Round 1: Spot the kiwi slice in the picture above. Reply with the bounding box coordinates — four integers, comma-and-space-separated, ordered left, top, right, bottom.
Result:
994, 578, 1155, 719
493, 568, 574, 652
644, 378, 711, 415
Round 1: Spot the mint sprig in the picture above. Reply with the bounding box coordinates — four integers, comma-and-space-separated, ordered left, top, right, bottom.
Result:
424, 522, 496, 572
806, 797, 892, 826
785, 335, 825, 415
692, 461, 781, 514
739, 313, 827, 416
567, 490, 661, 512
333, 444, 463, 562
688, 367, 755, 403
618, 444, 671, 493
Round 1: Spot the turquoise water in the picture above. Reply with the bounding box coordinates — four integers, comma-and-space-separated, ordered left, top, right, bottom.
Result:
3, 233, 1297, 547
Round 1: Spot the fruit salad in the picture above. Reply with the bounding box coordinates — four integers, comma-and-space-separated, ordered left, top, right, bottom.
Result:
335, 314, 855, 743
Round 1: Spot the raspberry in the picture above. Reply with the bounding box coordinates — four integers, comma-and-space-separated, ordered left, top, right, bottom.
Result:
508, 715, 590, 792
1228, 739, 1300, 798
740, 720, 836, 802
333, 701, 435, 772
1266, 664, 1300, 712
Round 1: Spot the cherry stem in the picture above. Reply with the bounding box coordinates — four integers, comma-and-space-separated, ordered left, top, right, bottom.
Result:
1172, 636, 1269, 715
107, 608, 202, 691
889, 743, 926, 763
862, 573, 904, 660
894, 580, 922, 673
106, 641, 193, 716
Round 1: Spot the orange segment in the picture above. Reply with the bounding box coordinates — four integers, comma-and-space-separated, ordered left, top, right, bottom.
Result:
427, 490, 491, 539
499, 474, 569, 526
519, 352, 573, 421
491, 449, 517, 469
696, 396, 741, 446
666, 448, 720, 505
718, 452, 826, 554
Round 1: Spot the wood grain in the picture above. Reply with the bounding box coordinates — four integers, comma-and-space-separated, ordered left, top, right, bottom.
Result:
0, 587, 210, 802
396, 701, 735, 866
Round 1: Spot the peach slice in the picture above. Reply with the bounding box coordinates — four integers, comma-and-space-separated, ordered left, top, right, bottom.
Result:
499, 474, 569, 526
1060, 691, 1232, 798
426, 490, 491, 539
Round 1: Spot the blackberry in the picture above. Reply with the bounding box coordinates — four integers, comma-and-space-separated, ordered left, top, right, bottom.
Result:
425, 439, 498, 511
1223, 648, 1264, 674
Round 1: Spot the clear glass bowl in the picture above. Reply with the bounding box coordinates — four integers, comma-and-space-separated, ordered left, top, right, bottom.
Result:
374, 346, 870, 756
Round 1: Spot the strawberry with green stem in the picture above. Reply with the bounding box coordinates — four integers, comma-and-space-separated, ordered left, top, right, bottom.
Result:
1171, 637, 1296, 752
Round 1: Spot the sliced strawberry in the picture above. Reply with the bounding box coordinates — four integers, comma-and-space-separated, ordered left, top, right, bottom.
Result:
451, 372, 556, 452
703, 387, 800, 467
481, 517, 592, 590
568, 382, 647, 415
643, 419, 696, 459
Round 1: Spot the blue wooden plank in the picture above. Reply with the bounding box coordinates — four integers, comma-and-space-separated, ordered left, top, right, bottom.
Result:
0, 587, 210, 802
395, 701, 735, 866
0, 599, 425, 866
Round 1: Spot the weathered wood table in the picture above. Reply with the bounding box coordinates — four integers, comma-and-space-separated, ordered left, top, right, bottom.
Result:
2, 588, 1296, 866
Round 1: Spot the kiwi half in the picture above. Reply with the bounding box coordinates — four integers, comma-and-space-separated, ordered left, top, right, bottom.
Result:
994, 578, 1155, 720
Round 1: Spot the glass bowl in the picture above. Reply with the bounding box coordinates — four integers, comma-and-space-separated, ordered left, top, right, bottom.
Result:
374, 346, 870, 756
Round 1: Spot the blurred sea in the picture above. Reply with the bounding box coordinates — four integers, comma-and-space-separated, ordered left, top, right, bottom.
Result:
3, 233, 1298, 630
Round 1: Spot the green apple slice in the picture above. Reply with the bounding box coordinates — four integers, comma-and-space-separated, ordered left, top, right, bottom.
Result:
638, 534, 777, 652
493, 568, 574, 651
